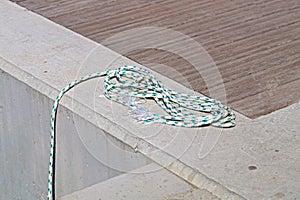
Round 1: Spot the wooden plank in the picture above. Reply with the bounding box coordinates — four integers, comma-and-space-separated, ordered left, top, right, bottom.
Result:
11, 0, 300, 118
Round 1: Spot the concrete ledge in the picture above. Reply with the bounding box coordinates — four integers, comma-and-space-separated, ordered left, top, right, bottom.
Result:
1, 1, 299, 199
0, 60, 151, 199
60, 163, 219, 200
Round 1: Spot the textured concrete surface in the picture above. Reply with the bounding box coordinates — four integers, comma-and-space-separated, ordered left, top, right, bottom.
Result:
179, 101, 300, 199
60, 163, 219, 200
0, 1, 299, 199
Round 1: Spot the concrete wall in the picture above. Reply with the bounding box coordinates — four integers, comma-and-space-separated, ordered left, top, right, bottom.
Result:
0, 67, 150, 199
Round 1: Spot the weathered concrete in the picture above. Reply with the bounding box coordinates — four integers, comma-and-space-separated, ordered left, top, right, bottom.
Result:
0, 1, 299, 199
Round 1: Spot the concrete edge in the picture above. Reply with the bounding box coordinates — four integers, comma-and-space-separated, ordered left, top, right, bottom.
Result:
0, 52, 245, 200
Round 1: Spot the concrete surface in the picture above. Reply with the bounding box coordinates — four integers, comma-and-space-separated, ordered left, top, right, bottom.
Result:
0, 1, 299, 199
60, 163, 219, 200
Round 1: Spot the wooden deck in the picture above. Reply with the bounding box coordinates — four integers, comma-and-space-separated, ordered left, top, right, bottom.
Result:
12, 0, 300, 118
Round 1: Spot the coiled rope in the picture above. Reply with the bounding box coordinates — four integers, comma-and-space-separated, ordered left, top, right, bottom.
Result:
47, 65, 236, 200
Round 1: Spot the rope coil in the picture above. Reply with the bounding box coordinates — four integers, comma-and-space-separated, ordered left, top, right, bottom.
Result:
47, 66, 236, 200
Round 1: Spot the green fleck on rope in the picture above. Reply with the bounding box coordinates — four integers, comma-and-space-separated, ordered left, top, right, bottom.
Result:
47, 65, 236, 200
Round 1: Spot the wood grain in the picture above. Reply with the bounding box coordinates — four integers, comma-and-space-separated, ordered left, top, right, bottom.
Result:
12, 0, 300, 118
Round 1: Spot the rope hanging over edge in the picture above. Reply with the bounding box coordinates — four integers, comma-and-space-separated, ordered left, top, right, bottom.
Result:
47, 65, 236, 200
